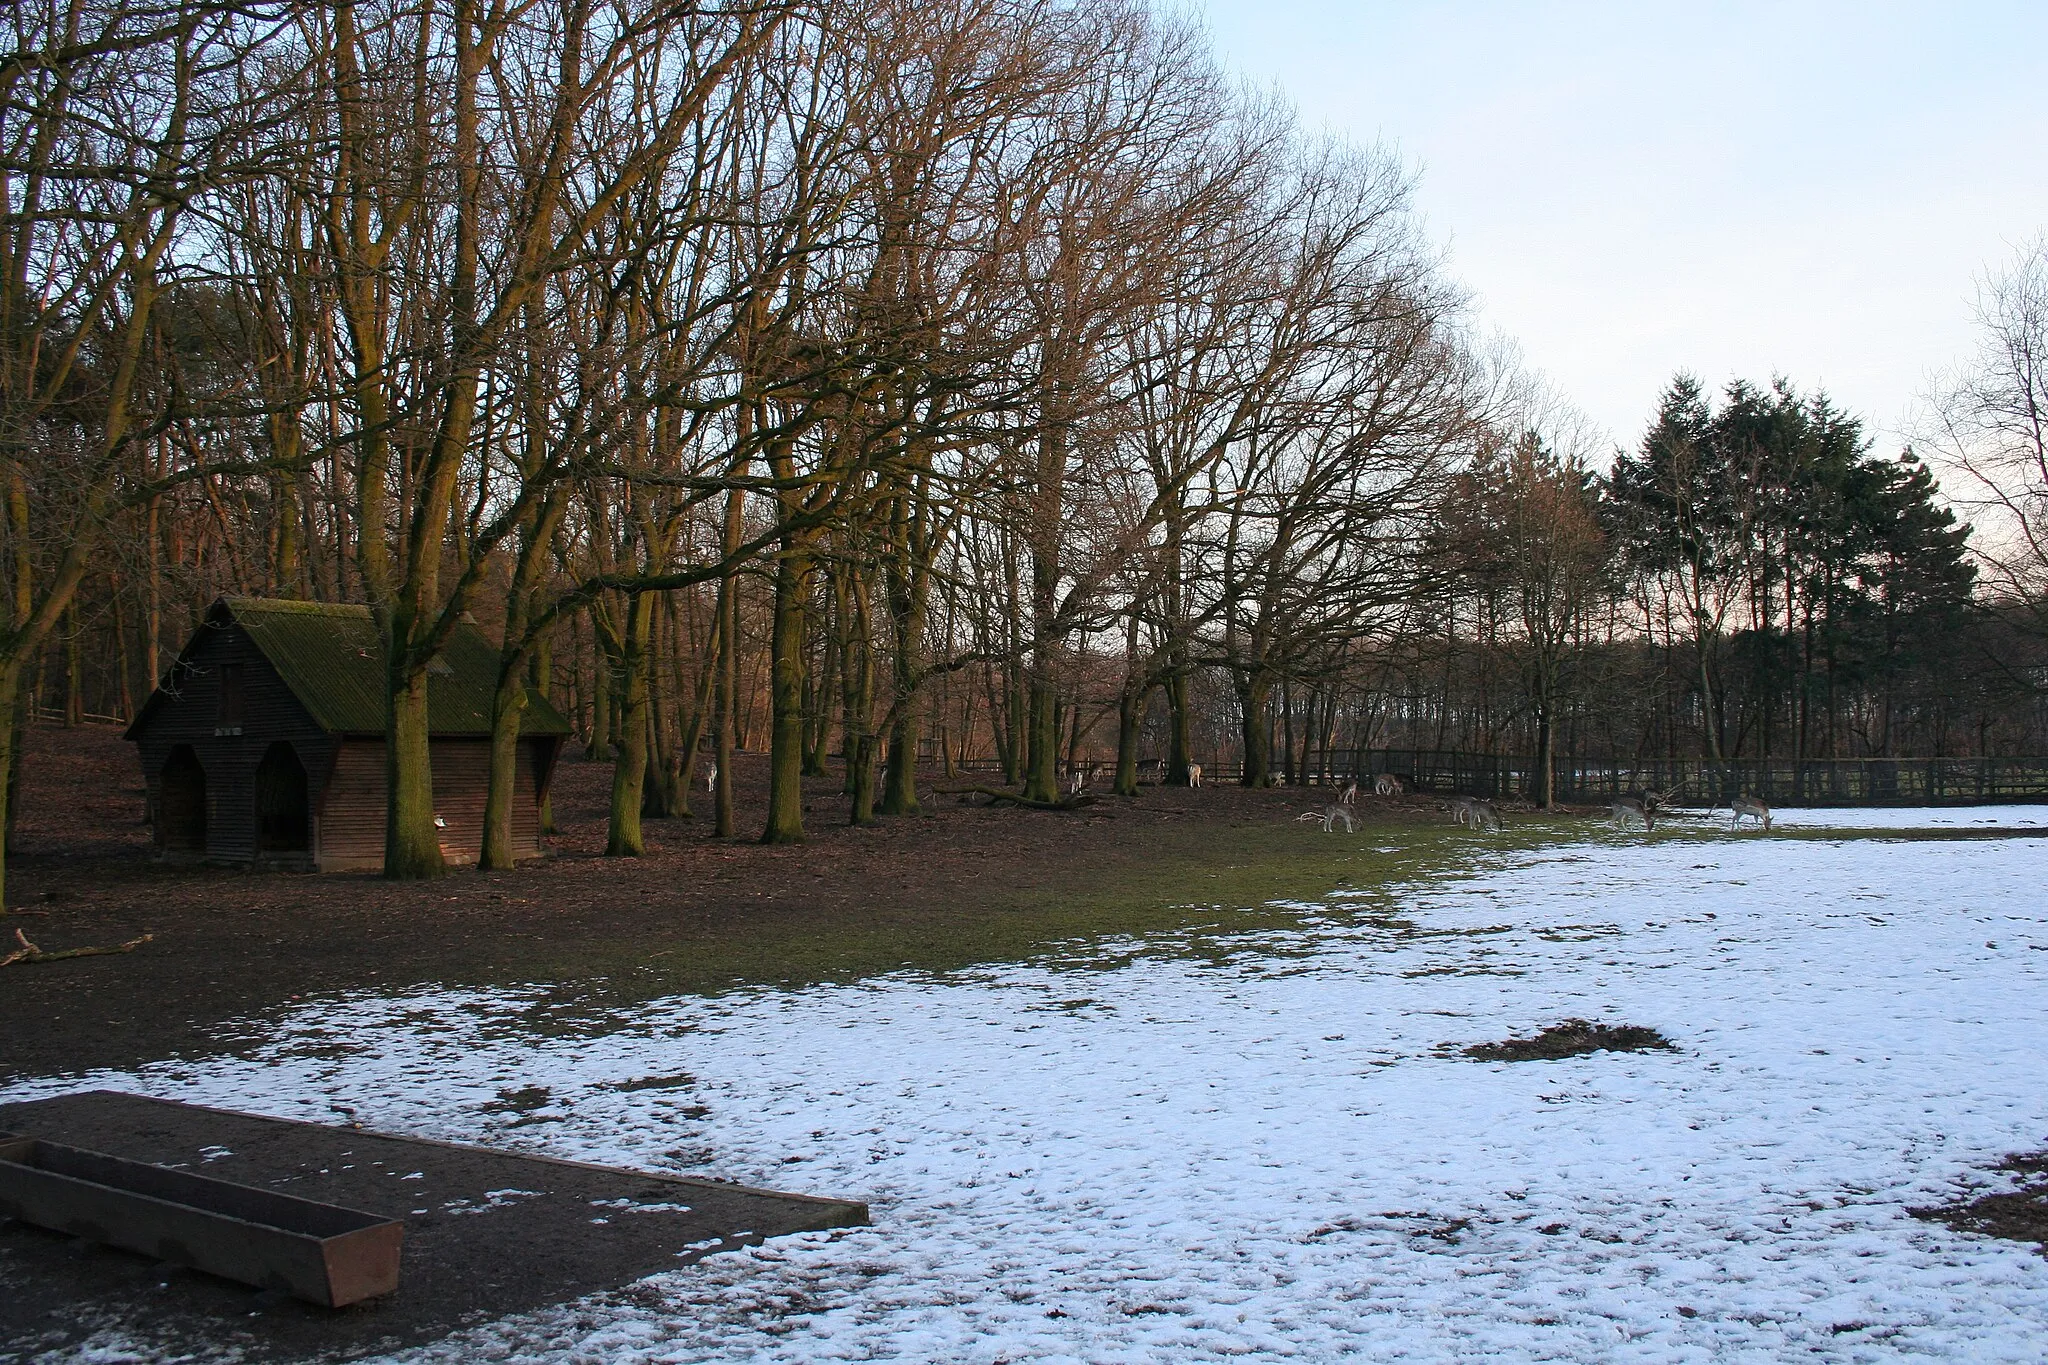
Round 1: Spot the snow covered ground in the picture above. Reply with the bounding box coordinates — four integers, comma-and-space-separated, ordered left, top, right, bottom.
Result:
1675, 803, 2048, 831
9, 819, 2048, 1362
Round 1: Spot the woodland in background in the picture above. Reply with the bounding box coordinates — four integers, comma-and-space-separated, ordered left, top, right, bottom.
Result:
7, 1, 2047, 900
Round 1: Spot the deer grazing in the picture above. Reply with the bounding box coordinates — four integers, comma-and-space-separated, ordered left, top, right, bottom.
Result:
1447, 795, 1502, 832
1373, 773, 1405, 797
1297, 805, 1357, 833
1730, 794, 1772, 831
1608, 787, 1674, 833
1609, 795, 1654, 832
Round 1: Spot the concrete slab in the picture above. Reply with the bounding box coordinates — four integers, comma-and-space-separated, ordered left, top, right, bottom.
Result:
0, 1090, 867, 1362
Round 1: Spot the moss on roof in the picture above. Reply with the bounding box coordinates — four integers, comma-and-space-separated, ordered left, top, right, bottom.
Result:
215, 597, 570, 737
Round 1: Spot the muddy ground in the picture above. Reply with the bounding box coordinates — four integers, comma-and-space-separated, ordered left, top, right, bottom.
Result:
1, 725, 1475, 1084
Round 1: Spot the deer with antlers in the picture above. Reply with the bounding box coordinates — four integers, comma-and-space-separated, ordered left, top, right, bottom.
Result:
1609, 786, 1676, 833
1298, 805, 1357, 833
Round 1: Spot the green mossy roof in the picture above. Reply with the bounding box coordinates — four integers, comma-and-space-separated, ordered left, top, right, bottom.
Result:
217, 597, 570, 737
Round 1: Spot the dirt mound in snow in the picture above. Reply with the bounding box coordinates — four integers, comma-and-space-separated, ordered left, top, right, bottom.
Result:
1915, 1151, 2048, 1251
1462, 1018, 1676, 1061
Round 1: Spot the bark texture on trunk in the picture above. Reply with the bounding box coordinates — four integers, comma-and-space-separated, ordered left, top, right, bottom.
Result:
761, 550, 808, 843
384, 662, 444, 878
607, 592, 652, 855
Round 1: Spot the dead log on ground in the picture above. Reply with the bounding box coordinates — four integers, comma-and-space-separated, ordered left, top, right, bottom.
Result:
1, 926, 154, 967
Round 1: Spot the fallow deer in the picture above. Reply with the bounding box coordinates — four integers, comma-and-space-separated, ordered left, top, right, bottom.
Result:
1297, 805, 1357, 833
1730, 794, 1771, 831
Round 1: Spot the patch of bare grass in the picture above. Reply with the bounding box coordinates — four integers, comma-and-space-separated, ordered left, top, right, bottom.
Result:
1462, 1018, 1676, 1062
1913, 1150, 2048, 1251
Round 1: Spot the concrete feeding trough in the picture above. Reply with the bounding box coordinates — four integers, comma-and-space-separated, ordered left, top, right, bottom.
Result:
0, 1133, 402, 1307
1, 1091, 869, 1360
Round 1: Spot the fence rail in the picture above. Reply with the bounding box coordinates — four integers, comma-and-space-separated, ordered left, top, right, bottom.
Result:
952, 751, 2048, 805
1316, 749, 2048, 806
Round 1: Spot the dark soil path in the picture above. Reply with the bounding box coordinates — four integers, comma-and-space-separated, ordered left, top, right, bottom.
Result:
0, 725, 1454, 1084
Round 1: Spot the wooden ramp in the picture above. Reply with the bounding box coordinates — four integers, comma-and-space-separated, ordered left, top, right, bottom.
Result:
0, 1090, 867, 1363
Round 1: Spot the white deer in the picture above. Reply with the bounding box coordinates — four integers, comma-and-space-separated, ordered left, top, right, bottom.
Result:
1187, 762, 1203, 788
1730, 794, 1771, 831
1338, 780, 1359, 806
705, 762, 718, 794
1374, 773, 1405, 797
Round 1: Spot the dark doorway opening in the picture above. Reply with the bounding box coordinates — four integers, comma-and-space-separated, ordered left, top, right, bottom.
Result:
160, 746, 207, 854
255, 742, 310, 855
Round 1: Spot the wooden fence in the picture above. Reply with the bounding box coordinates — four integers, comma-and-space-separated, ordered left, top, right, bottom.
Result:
1312, 749, 2048, 806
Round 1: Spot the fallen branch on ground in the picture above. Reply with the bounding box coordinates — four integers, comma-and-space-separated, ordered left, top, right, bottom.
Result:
936, 784, 1098, 812
1, 926, 154, 967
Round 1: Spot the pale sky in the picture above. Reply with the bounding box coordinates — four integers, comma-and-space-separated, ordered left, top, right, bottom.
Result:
1195, 1, 2048, 456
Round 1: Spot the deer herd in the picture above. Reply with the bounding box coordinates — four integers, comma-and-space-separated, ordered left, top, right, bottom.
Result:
1302, 777, 1773, 837
1054, 758, 1775, 835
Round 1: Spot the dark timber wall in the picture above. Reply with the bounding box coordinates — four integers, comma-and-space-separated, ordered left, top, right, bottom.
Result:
130, 620, 335, 868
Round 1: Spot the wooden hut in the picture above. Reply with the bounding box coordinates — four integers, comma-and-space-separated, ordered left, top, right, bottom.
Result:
124, 597, 570, 870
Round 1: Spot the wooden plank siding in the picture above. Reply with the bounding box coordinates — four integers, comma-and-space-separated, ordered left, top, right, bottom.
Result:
316, 739, 546, 871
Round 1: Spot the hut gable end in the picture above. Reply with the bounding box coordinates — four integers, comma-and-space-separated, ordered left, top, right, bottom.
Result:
134, 619, 328, 746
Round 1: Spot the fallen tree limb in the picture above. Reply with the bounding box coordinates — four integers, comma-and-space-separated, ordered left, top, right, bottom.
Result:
1, 926, 154, 967
936, 784, 1099, 812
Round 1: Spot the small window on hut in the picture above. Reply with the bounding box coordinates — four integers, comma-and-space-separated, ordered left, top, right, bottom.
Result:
217, 664, 244, 731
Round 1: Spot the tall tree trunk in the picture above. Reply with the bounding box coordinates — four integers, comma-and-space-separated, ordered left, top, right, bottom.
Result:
1166, 668, 1192, 785
480, 667, 529, 868
113, 579, 135, 722
1280, 678, 1296, 785
843, 565, 877, 823
762, 547, 809, 844
1025, 670, 1060, 803
1115, 685, 1144, 797
670, 620, 716, 821
531, 633, 557, 834
587, 621, 612, 759
64, 604, 83, 725
1114, 609, 1145, 796
1238, 672, 1273, 787
384, 654, 443, 878
803, 585, 836, 776
712, 485, 744, 835
0, 665, 25, 914
879, 568, 927, 816
642, 594, 684, 819
607, 591, 652, 855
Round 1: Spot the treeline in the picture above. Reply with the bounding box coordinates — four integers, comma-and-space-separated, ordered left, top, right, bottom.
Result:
5, 2, 2040, 894
1114, 374, 2034, 803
